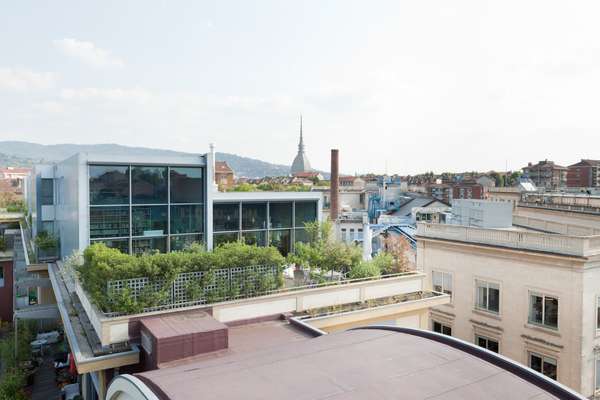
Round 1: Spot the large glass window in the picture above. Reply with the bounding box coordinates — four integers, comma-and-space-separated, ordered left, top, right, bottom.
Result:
529, 293, 558, 329
295, 201, 317, 227
90, 207, 130, 239
170, 167, 203, 203
475, 280, 500, 313
214, 232, 239, 247
213, 203, 239, 232
132, 166, 167, 204
242, 203, 267, 230
269, 202, 292, 229
529, 352, 557, 380
476, 335, 499, 353
243, 231, 266, 246
270, 229, 291, 256
171, 205, 203, 234
133, 237, 167, 255
432, 271, 453, 298
170, 234, 202, 251
91, 238, 130, 254
89, 165, 129, 205
40, 178, 54, 205
294, 228, 310, 244
132, 206, 167, 236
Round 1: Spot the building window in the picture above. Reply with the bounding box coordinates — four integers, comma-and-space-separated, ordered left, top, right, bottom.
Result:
295, 201, 317, 227
529, 293, 558, 329
475, 335, 498, 353
432, 321, 451, 336
132, 237, 167, 255
475, 280, 500, 314
213, 203, 240, 232
432, 271, 453, 298
242, 231, 266, 247
90, 206, 130, 239
341, 228, 347, 242
0, 266, 4, 287
269, 202, 292, 229
529, 352, 557, 380
170, 205, 203, 234
89, 165, 129, 205
91, 238, 130, 254
269, 229, 291, 256
170, 234, 202, 251
170, 167, 203, 203
131, 166, 168, 204
132, 206, 168, 237
40, 178, 54, 206
213, 232, 239, 247
242, 203, 267, 230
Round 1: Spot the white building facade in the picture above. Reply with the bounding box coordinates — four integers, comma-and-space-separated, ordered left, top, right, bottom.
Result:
417, 222, 600, 397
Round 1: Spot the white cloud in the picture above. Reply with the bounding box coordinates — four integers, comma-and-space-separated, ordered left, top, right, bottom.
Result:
53, 38, 125, 69
0, 67, 55, 91
60, 87, 153, 104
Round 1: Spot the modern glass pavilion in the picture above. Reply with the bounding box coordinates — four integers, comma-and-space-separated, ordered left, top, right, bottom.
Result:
33, 152, 322, 258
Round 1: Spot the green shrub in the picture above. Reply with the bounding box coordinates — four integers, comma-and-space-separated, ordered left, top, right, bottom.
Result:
0, 370, 27, 400
347, 260, 381, 279
0, 236, 6, 252
34, 231, 58, 250
77, 242, 287, 313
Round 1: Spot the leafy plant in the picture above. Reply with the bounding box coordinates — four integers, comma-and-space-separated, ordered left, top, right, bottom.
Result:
34, 231, 58, 250
0, 236, 6, 252
77, 242, 287, 313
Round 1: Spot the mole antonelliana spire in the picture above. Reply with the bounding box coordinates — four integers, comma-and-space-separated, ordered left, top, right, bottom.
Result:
290, 115, 312, 175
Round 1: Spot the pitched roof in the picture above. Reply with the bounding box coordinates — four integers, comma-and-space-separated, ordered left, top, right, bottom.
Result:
215, 161, 233, 174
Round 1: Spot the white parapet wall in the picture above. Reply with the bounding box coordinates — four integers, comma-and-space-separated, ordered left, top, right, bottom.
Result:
417, 222, 600, 257
72, 272, 436, 346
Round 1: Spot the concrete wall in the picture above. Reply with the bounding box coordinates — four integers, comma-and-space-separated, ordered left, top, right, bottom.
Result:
451, 199, 513, 228
418, 238, 591, 396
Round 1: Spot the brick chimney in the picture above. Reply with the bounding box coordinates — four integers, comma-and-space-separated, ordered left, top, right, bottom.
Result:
330, 149, 339, 221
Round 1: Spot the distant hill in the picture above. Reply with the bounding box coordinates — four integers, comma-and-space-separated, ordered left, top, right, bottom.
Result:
0, 141, 302, 178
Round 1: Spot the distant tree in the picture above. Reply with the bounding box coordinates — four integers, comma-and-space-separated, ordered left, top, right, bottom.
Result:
381, 234, 412, 273
230, 183, 256, 192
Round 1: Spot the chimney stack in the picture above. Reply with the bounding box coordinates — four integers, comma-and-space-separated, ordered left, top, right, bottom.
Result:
330, 149, 339, 221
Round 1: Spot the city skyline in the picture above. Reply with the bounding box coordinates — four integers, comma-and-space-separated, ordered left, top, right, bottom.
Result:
1, 0, 600, 175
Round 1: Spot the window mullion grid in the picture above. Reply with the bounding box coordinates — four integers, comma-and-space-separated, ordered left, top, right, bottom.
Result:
129, 165, 132, 255
167, 167, 171, 252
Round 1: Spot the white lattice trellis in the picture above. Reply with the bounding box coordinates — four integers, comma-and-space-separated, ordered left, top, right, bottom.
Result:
105, 265, 279, 314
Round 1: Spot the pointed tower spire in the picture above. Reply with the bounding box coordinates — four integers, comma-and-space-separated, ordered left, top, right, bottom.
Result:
290, 114, 312, 175
298, 114, 304, 151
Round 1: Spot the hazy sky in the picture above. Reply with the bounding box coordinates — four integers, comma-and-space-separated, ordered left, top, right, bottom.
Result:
1, 1, 599, 174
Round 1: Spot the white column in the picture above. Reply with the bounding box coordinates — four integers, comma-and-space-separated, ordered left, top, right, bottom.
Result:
205, 145, 216, 251
362, 223, 372, 260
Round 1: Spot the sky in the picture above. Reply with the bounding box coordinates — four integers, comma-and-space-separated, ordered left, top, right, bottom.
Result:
1, 1, 600, 175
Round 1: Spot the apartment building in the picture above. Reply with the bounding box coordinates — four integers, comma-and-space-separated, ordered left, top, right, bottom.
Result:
417, 222, 600, 397
567, 159, 600, 188
523, 160, 567, 190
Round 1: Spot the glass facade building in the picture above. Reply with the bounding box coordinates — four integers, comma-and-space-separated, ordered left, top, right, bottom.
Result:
212, 200, 318, 255
89, 164, 205, 254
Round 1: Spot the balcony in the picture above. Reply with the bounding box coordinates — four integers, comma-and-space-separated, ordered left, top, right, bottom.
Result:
416, 222, 600, 257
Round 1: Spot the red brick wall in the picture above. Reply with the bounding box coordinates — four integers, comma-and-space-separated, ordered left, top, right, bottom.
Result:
567, 166, 591, 187
0, 260, 14, 322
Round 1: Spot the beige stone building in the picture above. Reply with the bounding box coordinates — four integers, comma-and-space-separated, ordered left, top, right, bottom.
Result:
417, 222, 600, 398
